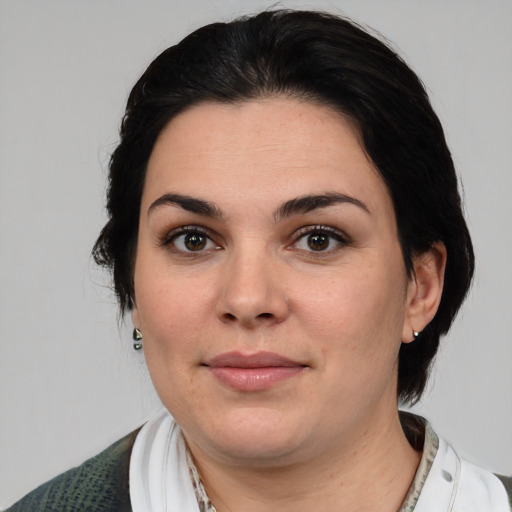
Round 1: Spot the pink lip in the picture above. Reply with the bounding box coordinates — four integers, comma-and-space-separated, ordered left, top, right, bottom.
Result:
204, 351, 306, 391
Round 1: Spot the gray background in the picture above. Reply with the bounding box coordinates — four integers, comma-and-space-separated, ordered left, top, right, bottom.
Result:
1, 0, 511, 507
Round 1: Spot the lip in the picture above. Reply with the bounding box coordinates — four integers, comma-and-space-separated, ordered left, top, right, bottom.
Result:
204, 351, 306, 391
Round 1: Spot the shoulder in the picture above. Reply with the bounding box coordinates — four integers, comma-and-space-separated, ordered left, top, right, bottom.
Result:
454, 457, 512, 511
4, 429, 140, 512
407, 415, 511, 512
494, 474, 512, 510
453, 454, 512, 512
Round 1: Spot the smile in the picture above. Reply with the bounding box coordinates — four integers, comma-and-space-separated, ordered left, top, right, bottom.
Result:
204, 351, 307, 392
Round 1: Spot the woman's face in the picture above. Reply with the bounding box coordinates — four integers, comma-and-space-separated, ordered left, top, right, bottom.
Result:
133, 98, 418, 467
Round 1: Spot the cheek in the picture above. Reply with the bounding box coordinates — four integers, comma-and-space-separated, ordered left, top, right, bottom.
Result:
295, 272, 406, 415
134, 265, 218, 362
136, 273, 212, 413
299, 268, 404, 328
293, 264, 407, 365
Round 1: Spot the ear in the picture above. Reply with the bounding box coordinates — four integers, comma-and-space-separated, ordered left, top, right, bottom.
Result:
402, 242, 447, 343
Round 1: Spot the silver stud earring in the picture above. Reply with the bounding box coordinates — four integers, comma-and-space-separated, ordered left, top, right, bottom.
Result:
133, 328, 143, 350
413, 330, 420, 340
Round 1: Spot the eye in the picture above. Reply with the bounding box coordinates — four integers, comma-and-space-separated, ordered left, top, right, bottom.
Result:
292, 226, 350, 253
165, 227, 220, 253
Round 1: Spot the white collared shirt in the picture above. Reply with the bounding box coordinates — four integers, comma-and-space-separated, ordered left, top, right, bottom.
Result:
130, 409, 512, 512
400, 414, 511, 511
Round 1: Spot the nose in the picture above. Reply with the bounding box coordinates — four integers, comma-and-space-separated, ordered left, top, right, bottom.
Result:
215, 248, 290, 328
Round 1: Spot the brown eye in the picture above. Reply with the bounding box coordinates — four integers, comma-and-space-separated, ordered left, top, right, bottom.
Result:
292, 226, 350, 254
307, 233, 330, 251
168, 229, 218, 253
184, 232, 207, 251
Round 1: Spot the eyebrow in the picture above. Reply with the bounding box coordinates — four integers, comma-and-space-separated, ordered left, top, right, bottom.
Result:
147, 192, 369, 221
274, 192, 370, 221
148, 193, 223, 219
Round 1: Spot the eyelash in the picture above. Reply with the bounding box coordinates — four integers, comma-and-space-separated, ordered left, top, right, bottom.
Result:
160, 224, 352, 255
160, 225, 220, 254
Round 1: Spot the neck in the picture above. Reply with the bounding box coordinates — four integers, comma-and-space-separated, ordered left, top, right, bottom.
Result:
187, 408, 421, 512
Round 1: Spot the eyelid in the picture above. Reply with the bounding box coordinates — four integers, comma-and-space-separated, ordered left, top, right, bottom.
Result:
292, 224, 352, 243
288, 224, 352, 253
160, 225, 220, 251
161, 224, 204, 243
158, 223, 351, 254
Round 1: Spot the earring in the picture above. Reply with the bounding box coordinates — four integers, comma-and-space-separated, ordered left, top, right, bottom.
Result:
413, 330, 420, 340
133, 328, 143, 350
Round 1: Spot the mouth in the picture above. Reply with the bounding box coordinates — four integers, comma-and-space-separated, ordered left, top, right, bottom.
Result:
203, 351, 307, 392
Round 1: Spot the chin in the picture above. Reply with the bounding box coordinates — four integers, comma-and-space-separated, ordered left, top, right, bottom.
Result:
185, 408, 313, 467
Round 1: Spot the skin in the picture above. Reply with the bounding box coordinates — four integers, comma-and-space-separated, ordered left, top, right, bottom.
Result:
132, 98, 446, 512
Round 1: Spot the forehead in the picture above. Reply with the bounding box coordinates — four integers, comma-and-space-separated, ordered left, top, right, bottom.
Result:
143, 98, 392, 218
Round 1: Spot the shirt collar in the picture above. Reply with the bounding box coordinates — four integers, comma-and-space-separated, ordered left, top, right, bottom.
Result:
399, 411, 439, 512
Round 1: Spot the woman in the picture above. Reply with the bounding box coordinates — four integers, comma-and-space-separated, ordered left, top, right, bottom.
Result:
5, 8, 511, 512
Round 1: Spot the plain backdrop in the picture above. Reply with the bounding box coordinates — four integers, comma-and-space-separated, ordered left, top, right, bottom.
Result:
1, 0, 511, 507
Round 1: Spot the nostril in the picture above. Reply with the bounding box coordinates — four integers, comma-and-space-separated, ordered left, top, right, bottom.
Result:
221, 312, 274, 323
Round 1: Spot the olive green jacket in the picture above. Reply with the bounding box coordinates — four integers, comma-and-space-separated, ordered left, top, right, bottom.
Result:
4, 431, 137, 512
